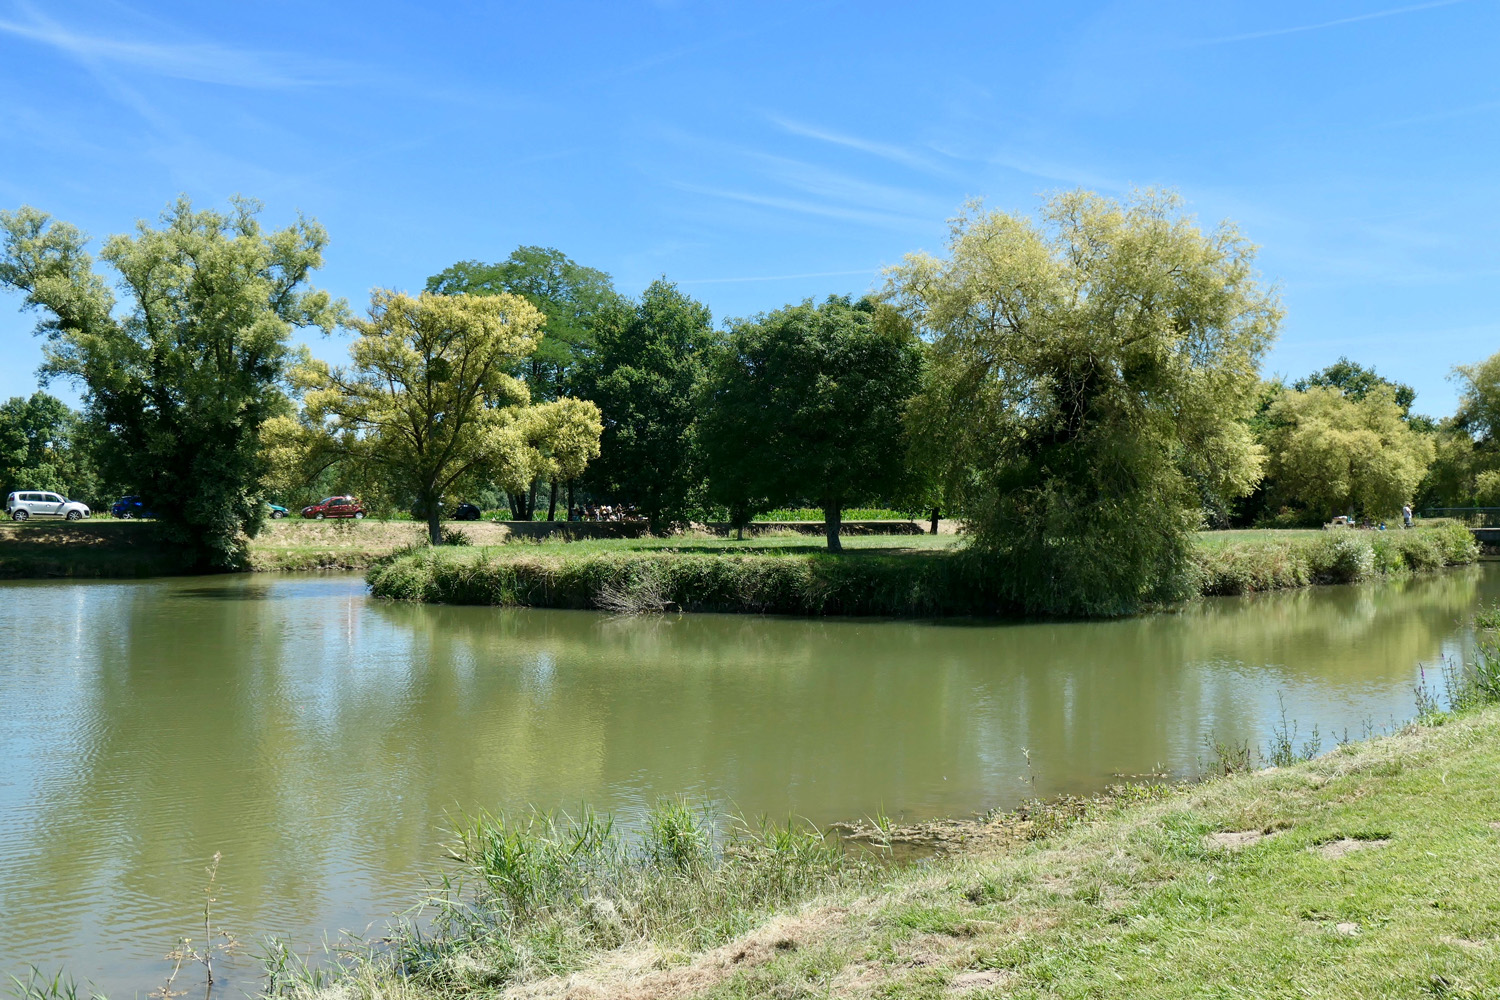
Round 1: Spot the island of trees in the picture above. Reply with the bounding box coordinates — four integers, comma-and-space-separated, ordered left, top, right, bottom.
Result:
2, 190, 1493, 614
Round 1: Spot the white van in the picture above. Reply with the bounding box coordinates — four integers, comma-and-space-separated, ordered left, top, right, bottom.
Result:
6, 491, 92, 521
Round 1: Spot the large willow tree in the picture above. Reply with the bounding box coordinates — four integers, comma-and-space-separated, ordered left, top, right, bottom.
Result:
0, 198, 341, 567
299, 291, 602, 544
887, 191, 1280, 615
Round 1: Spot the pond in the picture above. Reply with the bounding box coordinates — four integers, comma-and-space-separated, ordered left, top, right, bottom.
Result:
0, 566, 1491, 993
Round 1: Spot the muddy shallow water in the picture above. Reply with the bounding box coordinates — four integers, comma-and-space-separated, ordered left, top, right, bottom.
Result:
0, 566, 1490, 992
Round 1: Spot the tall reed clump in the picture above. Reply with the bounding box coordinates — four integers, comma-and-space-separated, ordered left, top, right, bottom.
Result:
1195, 522, 1477, 597
380, 801, 869, 992
1417, 602, 1500, 719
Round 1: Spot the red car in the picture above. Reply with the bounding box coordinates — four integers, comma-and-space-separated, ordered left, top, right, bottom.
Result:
301, 496, 366, 519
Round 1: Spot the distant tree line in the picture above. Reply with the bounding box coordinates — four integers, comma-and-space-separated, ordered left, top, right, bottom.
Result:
3, 191, 1495, 610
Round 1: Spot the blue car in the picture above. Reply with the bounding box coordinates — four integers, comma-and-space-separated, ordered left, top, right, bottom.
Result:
267, 502, 288, 519
110, 496, 157, 519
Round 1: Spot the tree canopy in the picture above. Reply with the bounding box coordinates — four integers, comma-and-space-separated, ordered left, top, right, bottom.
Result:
1293, 356, 1417, 416
0, 197, 341, 566
0, 392, 99, 502
299, 290, 601, 544
886, 190, 1280, 615
700, 296, 923, 550
426, 247, 623, 402
1263, 385, 1432, 518
575, 279, 717, 528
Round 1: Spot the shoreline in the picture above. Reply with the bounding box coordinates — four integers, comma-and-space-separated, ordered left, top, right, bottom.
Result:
269, 701, 1500, 1000
1, 522, 1481, 619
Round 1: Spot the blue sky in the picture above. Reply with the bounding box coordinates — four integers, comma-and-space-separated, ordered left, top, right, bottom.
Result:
1, 0, 1496, 417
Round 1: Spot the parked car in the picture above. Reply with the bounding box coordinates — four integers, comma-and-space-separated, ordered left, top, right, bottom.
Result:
452, 502, 482, 521
301, 496, 365, 519
266, 502, 289, 519
110, 496, 157, 519
7, 491, 91, 521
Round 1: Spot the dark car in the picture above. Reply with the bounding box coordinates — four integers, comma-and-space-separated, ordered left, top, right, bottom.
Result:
301, 496, 365, 519
267, 502, 289, 519
452, 503, 482, 521
111, 496, 157, 519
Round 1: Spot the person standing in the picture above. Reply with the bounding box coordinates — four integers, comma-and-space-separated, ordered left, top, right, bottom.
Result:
1403, 504, 1413, 528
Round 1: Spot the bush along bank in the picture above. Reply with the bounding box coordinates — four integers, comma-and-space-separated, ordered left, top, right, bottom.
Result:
368, 524, 1480, 617
368, 547, 1008, 617
1192, 521, 1478, 597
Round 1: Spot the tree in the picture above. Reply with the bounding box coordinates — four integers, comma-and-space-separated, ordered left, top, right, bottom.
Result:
885, 190, 1279, 615
700, 296, 923, 551
0, 392, 100, 502
1262, 385, 1433, 518
1453, 352, 1500, 445
299, 290, 602, 545
575, 279, 717, 529
1293, 356, 1417, 416
426, 247, 623, 402
0, 198, 341, 567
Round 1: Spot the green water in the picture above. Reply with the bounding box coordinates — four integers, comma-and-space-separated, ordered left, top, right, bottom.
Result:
0, 567, 1491, 992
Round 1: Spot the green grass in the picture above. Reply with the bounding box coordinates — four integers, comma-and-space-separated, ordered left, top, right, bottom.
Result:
752, 507, 914, 522
1193, 522, 1478, 597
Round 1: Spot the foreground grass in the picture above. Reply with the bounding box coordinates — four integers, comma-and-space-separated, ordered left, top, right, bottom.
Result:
284, 701, 1500, 1000
368, 523, 1479, 617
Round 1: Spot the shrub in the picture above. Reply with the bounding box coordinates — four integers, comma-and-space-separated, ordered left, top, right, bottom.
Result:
1311, 532, 1375, 583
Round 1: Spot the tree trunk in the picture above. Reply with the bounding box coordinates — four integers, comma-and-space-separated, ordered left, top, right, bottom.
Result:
547, 479, 559, 521
567, 480, 576, 521
823, 501, 843, 553
426, 495, 443, 546
929, 506, 940, 535
507, 491, 523, 521
528, 478, 540, 522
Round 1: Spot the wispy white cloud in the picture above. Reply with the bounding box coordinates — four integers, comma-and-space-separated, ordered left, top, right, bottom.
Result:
985, 148, 1128, 192
0, 7, 356, 87
1186, 0, 1468, 46
678, 267, 879, 285
768, 116, 956, 176
673, 182, 932, 232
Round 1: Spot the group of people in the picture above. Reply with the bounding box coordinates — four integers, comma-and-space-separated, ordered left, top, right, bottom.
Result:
571, 503, 641, 522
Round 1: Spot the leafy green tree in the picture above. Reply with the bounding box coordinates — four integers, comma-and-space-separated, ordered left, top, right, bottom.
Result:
1410, 351, 1500, 510
0, 392, 100, 503
426, 247, 623, 402
0, 198, 341, 566
886, 190, 1279, 615
700, 296, 923, 551
1263, 386, 1433, 518
576, 280, 717, 529
1293, 356, 1417, 416
300, 291, 602, 545
1453, 352, 1500, 445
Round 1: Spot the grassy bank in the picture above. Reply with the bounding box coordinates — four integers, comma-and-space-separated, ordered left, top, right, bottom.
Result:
0, 521, 191, 578
367, 523, 1479, 617
0, 519, 520, 577
1195, 521, 1478, 596
275, 664, 1500, 1000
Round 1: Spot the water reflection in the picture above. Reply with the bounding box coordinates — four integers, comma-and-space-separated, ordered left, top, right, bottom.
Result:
0, 565, 1488, 993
